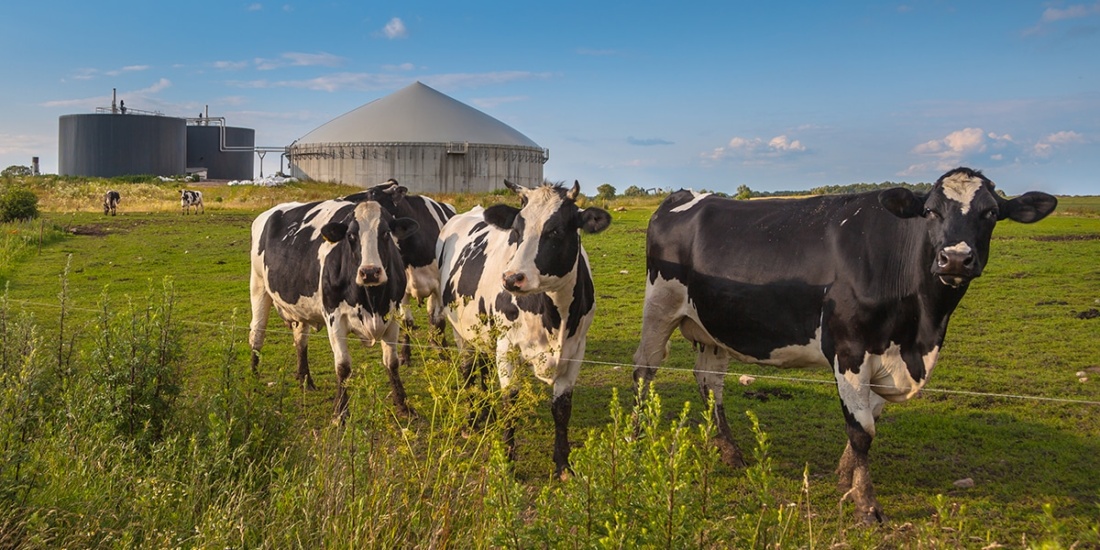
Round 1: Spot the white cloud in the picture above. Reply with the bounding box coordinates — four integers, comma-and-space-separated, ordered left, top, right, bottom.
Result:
214, 60, 250, 71
1034, 130, 1086, 157
704, 134, 808, 162
382, 62, 416, 72
248, 3, 262, 11
1041, 3, 1100, 22
383, 17, 407, 39
254, 52, 344, 71
1043, 130, 1085, 145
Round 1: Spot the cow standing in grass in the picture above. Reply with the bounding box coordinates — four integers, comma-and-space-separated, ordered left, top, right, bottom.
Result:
103, 190, 120, 216
632, 167, 1057, 523
438, 180, 611, 476
249, 198, 419, 418
344, 179, 457, 364
181, 189, 204, 214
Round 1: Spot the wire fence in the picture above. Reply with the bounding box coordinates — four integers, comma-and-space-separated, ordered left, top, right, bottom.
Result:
7, 297, 1100, 407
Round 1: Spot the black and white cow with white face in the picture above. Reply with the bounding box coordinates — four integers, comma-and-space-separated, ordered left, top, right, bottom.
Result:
180, 189, 204, 215
103, 190, 120, 216
438, 180, 611, 476
633, 167, 1057, 523
344, 179, 457, 363
249, 199, 419, 419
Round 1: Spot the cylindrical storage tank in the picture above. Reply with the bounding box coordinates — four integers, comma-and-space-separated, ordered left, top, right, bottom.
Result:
59, 113, 186, 177
186, 125, 256, 180
289, 81, 546, 193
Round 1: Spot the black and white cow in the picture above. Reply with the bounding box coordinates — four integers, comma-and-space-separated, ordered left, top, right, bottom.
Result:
103, 190, 120, 216
249, 198, 419, 418
180, 189, 204, 214
438, 180, 611, 476
632, 167, 1056, 523
344, 179, 457, 363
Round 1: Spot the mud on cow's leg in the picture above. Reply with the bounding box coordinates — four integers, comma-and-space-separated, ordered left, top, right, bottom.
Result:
693, 345, 746, 468
381, 324, 413, 417
551, 390, 573, 479
292, 321, 317, 390
834, 367, 887, 525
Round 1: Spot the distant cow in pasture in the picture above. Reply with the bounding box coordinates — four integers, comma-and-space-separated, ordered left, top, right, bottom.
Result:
632, 167, 1057, 523
103, 190, 120, 216
180, 189, 204, 214
438, 180, 611, 476
343, 179, 457, 364
249, 198, 420, 419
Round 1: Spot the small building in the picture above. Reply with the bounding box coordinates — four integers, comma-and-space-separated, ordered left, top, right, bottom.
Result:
288, 81, 547, 193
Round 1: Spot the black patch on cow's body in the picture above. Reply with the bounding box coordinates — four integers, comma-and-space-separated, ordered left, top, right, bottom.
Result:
448, 232, 490, 301
646, 189, 961, 365
566, 254, 594, 337
492, 290, 561, 334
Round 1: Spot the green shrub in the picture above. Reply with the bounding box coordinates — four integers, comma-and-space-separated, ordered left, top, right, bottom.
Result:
596, 183, 616, 201
1, 165, 32, 178
0, 188, 38, 222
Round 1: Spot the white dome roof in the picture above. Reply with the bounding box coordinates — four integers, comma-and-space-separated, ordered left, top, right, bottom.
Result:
295, 81, 541, 148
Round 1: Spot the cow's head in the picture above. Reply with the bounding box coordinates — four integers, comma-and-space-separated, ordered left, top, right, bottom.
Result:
348, 179, 407, 215
320, 201, 419, 286
880, 167, 1057, 287
483, 180, 611, 295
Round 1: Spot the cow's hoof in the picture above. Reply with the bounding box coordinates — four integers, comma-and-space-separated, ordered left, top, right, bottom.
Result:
857, 506, 886, 525
555, 467, 574, 481
713, 437, 746, 468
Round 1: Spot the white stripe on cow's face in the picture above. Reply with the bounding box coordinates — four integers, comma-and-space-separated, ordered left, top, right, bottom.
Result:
940, 172, 983, 214
354, 202, 388, 287
505, 186, 569, 293
670, 191, 712, 213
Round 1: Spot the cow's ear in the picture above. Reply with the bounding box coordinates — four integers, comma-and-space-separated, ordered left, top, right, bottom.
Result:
321, 222, 348, 243
391, 217, 420, 239
484, 204, 520, 230
576, 207, 611, 234
384, 184, 408, 205
879, 188, 925, 219
1000, 191, 1057, 223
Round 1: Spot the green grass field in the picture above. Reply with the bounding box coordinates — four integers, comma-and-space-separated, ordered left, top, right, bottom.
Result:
1, 178, 1098, 547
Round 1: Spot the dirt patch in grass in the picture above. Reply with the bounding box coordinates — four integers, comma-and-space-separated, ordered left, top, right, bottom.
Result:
1031, 234, 1100, 242
1075, 308, 1100, 320
68, 225, 109, 236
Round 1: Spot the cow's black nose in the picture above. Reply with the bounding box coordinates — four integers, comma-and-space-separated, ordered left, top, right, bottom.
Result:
359, 266, 383, 284
504, 271, 526, 291
936, 249, 975, 274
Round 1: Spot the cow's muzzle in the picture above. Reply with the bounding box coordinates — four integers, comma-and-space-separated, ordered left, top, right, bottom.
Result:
358, 265, 386, 286
503, 271, 530, 293
933, 248, 979, 287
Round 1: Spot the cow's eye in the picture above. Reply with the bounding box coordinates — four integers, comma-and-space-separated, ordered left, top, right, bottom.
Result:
982, 209, 998, 220
923, 208, 941, 219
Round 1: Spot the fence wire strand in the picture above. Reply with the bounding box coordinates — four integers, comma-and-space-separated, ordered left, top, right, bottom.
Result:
7, 297, 1100, 407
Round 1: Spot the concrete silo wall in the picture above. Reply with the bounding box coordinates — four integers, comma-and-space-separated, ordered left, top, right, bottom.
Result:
59, 114, 186, 177
289, 142, 545, 193
186, 126, 256, 180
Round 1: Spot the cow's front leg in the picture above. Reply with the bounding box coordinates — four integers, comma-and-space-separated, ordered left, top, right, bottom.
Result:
292, 321, 317, 390
327, 319, 353, 422
551, 356, 582, 479
834, 353, 887, 524
398, 296, 414, 367
694, 345, 745, 468
496, 345, 518, 462
380, 321, 412, 417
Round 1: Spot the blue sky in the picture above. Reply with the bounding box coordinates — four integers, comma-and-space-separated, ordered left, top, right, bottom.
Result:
1, 1, 1097, 196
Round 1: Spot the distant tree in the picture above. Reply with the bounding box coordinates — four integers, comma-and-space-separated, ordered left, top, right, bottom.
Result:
2, 165, 32, 178
596, 183, 617, 201
736, 184, 753, 200
623, 185, 647, 197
